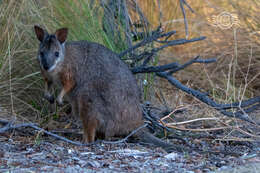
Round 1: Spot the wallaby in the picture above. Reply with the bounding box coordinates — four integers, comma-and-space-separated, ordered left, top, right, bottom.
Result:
34, 26, 174, 152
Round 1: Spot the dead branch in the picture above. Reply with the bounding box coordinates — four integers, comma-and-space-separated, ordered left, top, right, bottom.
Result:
166, 56, 217, 74
102, 124, 148, 144
121, 35, 206, 64
135, 36, 206, 61
156, 72, 259, 124
119, 27, 176, 58
131, 62, 179, 74
165, 125, 232, 132
179, 0, 194, 38
131, 56, 217, 74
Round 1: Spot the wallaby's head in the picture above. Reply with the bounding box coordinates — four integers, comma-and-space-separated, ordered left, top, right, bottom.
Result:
34, 26, 68, 72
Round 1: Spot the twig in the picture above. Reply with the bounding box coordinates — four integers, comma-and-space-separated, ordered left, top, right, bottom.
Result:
220, 120, 260, 139
119, 27, 176, 58
142, 106, 172, 131
134, 36, 206, 62
215, 138, 255, 142
179, 0, 188, 38
130, 55, 216, 74
165, 125, 232, 132
179, 0, 194, 38
164, 117, 220, 126
167, 56, 217, 74
160, 106, 186, 122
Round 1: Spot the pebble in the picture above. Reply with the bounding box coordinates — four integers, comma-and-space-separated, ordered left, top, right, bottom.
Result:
164, 152, 178, 160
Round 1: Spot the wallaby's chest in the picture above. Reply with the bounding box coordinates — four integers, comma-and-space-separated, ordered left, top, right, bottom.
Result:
43, 69, 63, 88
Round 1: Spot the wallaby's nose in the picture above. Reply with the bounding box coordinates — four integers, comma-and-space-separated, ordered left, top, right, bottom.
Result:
41, 58, 49, 71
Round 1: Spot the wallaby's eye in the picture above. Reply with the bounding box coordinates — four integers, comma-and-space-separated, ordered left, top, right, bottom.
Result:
54, 51, 59, 57
40, 51, 44, 57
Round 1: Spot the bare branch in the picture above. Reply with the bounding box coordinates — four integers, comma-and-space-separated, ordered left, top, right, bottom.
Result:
179, 0, 194, 38
131, 56, 216, 74
131, 62, 179, 74
134, 36, 206, 62
181, 0, 194, 13
102, 124, 148, 144
119, 27, 176, 58
218, 97, 260, 110
167, 56, 217, 74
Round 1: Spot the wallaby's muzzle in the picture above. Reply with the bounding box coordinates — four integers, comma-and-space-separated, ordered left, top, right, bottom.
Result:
41, 57, 50, 71
39, 52, 54, 71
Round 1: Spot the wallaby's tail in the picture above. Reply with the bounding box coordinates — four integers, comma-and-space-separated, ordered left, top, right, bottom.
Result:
138, 130, 179, 153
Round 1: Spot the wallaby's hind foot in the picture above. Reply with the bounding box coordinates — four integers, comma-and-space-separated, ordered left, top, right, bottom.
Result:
82, 120, 97, 143
79, 99, 98, 143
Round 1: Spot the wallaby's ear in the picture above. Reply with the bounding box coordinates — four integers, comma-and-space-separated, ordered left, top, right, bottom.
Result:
34, 25, 45, 42
55, 28, 68, 44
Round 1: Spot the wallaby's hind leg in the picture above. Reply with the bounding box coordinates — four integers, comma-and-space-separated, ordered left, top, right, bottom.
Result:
78, 98, 98, 143
82, 118, 98, 143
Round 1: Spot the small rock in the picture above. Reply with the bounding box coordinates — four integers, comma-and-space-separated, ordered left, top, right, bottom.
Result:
87, 160, 101, 168
220, 160, 226, 164
164, 152, 178, 160
67, 149, 73, 154
78, 160, 87, 167
80, 152, 94, 156
109, 149, 149, 157
72, 157, 80, 161
108, 165, 114, 169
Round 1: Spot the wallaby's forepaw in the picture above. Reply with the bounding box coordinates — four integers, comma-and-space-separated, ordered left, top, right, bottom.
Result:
44, 93, 55, 104
56, 97, 64, 106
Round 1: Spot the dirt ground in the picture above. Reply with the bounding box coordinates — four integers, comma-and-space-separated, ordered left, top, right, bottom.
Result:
1, 106, 260, 173
0, 137, 260, 173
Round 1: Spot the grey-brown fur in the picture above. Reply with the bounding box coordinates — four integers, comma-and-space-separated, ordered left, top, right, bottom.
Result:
34, 26, 174, 151
66, 41, 143, 138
